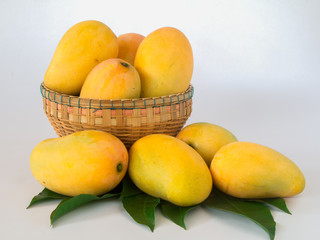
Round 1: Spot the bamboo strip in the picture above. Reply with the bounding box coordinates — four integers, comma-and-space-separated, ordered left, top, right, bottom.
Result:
41, 83, 193, 149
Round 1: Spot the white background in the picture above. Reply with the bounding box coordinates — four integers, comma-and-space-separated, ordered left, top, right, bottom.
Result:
1, 0, 319, 239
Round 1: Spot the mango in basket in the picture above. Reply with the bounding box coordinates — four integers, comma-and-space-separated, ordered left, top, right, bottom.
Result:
80, 58, 141, 100
118, 33, 145, 65
177, 122, 238, 166
210, 142, 305, 198
134, 27, 193, 97
129, 134, 212, 206
30, 130, 128, 196
44, 20, 118, 95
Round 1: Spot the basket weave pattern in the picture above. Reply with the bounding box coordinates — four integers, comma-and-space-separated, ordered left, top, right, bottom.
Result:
41, 83, 193, 148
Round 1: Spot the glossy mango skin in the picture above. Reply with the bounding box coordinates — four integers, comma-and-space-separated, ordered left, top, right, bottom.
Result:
129, 134, 212, 206
210, 142, 305, 198
118, 33, 144, 65
134, 27, 193, 97
44, 20, 118, 95
80, 58, 141, 100
30, 131, 128, 196
176, 122, 238, 166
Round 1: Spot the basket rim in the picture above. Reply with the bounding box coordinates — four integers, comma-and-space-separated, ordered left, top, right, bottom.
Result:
41, 82, 194, 110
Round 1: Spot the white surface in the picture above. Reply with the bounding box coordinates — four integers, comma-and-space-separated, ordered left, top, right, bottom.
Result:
1, 0, 319, 239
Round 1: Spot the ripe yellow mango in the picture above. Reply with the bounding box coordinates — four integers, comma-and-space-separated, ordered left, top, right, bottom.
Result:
176, 122, 238, 166
134, 27, 193, 97
44, 20, 118, 95
210, 142, 305, 198
129, 134, 212, 206
30, 131, 128, 196
80, 58, 141, 100
118, 33, 144, 65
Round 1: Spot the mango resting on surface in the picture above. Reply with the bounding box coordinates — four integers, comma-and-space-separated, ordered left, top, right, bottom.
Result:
44, 20, 118, 95
134, 27, 193, 97
129, 134, 212, 206
210, 142, 305, 198
30, 130, 128, 196
176, 122, 238, 166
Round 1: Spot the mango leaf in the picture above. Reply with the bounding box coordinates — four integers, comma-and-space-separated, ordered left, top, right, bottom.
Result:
160, 202, 197, 229
120, 176, 160, 231
122, 193, 160, 231
27, 188, 67, 209
203, 186, 276, 240
253, 198, 291, 214
50, 192, 119, 225
120, 175, 142, 199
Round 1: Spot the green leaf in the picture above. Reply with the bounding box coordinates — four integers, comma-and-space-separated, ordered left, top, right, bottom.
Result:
50, 192, 119, 225
203, 186, 276, 240
253, 198, 291, 214
27, 188, 67, 209
120, 176, 161, 231
120, 175, 142, 199
160, 202, 196, 229
122, 192, 160, 231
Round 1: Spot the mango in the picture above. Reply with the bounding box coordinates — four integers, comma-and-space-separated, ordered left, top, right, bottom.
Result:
176, 122, 238, 166
210, 142, 305, 198
80, 58, 141, 100
134, 27, 193, 97
118, 33, 144, 65
44, 20, 118, 95
30, 130, 128, 196
129, 134, 212, 206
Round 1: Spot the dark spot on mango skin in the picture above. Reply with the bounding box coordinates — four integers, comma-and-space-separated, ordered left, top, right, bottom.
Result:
187, 142, 196, 149
120, 62, 129, 68
116, 163, 123, 173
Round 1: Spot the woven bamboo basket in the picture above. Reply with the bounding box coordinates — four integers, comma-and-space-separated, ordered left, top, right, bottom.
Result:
41, 83, 193, 148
